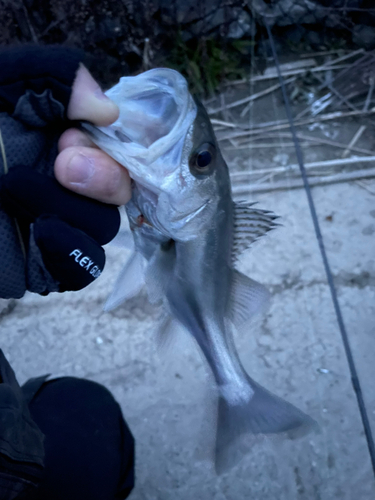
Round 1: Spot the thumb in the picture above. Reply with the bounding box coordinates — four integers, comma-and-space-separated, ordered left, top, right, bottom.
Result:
67, 64, 119, 126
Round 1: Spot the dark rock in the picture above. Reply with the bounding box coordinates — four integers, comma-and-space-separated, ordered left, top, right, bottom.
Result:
96, 17, 122, 43
306, 30, 324, 49
252, 0, 342, 28
352, 24, 375, 50
258, 37, 283, 59
228, 10, 255, 39
284, 25, 307, 45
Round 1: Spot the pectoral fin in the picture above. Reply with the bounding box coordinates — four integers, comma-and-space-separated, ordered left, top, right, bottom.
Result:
229, 270, 270, 329
104, 252, 146, 311
108, 228, 135, 250
144, 240, 176, 304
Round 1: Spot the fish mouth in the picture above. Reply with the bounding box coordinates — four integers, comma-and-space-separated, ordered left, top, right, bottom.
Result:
168, 201, 209, 230
81, 122, 109, 142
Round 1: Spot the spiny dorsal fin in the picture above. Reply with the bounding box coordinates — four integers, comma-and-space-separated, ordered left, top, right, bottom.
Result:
233, 201, 280, 261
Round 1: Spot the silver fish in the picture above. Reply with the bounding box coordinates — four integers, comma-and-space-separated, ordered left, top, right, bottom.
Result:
83, 69, 315, 472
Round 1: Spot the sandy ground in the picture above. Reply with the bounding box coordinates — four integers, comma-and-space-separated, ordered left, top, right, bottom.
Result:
1, 177, 374, 499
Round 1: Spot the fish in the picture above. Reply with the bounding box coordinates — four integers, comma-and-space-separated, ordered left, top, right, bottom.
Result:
82, 68, 316, 472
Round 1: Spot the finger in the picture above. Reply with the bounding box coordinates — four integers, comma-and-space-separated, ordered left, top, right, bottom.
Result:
67, 64, 119, 126
55, 146, 131, 206
58, 128, 98, 152
2, 166, 120, 245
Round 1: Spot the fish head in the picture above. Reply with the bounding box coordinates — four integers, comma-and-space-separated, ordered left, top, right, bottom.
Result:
155, 97, 231, 240
83, 68, 231, 241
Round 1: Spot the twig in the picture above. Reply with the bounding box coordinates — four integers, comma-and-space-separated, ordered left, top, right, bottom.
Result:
294, 69, 361, 121
232, 168, 375, 196
363, 78, 375, 112
224, 64, 351, 86
219, 94, 237, 147
40, 17, 64, 37
20, 0, 38, 43
300, 133, 374, 156
208, 78, 296, 115
235, 131, 375, 157
225, 141, 313, 150
254, 49, 346, 60
218, 107, 375, 141
211, 118, 238, 128
231, 155, 375, 179
314, 73, 359, 112
355, 180, 375, 195
252, 173, 275, 185
220, 93, 230, 122
202, 95, 217, 106
319, 58, 333, 90
342, 125, 367, 158
299, 50, 348, 59
310, 92, 334, 116
317, 48, 365, 69
263, 58, 317, 77
240, 100, 252, 118
293, 106, 314, 122
142, 38, 150, 71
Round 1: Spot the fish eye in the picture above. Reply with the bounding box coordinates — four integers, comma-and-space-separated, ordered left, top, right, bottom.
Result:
196, 150, 212, 168
190, 143, 216, 173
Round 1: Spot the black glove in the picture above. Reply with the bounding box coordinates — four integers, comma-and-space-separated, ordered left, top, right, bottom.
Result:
0, 45, 120, 298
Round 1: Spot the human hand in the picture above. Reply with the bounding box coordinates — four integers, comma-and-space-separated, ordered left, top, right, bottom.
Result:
55, 63, 131, 206
0, 45, 130, 298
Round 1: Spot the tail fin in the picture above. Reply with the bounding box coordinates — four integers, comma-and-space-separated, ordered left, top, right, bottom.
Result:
215, 377, 316, 474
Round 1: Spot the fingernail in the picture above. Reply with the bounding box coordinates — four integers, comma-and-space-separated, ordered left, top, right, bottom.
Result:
67, 154, 95, 185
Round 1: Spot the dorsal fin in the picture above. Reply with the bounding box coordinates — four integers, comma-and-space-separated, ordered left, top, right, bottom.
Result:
233, 201, 280, 261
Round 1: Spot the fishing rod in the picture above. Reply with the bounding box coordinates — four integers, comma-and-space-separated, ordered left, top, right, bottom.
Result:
263, 18, 375, 476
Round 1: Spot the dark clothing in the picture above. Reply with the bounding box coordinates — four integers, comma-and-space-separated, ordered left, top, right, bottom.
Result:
0, 44, 134, 499
0, 45, 120, 298
25, 377, 135, 500
0, 351, 44, 500
0, 351, 135, 500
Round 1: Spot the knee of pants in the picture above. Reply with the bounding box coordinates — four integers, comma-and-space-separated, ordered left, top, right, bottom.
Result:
26, 376, 135, 500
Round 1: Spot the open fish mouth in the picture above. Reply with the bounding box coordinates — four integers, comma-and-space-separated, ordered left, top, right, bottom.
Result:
81, 69, 197, 178
81, 123, 123, 154
81, 122, 109, 142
